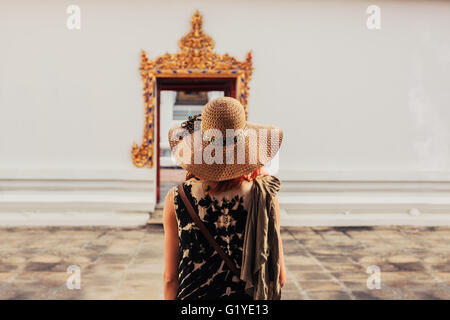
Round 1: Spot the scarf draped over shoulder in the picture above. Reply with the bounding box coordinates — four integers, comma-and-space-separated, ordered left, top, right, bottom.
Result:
240, 175, 281, 300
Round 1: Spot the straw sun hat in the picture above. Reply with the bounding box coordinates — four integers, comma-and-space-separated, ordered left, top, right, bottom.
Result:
168, 97, 283, 181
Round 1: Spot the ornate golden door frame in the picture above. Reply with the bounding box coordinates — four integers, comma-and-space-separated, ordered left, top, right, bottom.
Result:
131, 11, 253, 168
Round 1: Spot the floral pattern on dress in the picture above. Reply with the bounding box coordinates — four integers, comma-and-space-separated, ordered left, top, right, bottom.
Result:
173, 178, 253, 300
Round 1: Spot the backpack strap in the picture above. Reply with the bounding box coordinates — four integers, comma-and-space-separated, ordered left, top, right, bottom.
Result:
177, 184, 240, 278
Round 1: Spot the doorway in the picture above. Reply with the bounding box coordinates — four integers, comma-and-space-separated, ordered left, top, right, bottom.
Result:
156, 78, 237, 206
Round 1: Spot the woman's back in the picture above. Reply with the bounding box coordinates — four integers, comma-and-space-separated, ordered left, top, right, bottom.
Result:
173, 177, 254, 300
163, 97, 285, 300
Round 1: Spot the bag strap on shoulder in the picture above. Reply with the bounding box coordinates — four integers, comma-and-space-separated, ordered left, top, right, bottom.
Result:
177, 184, 240, 278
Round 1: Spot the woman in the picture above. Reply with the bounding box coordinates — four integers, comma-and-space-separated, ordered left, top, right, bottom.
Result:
163, 97, 286, 300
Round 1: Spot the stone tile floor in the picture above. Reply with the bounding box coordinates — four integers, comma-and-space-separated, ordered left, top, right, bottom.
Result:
0, 225, 449, 300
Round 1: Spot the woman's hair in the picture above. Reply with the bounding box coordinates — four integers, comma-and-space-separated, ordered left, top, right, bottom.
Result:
186, 168, 266, 194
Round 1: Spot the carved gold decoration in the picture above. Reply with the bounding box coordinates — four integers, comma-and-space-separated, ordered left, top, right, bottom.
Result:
132, 10, 253, 168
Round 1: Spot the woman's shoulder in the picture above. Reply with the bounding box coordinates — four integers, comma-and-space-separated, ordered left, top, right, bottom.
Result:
254, 174, 281, 196
184, 176, 201, 186
174, 177, 200, 191
174, 175, 280, 200
176, 177, 206, 201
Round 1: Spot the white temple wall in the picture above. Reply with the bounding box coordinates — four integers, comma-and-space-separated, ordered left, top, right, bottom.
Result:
1, 0, 449, 225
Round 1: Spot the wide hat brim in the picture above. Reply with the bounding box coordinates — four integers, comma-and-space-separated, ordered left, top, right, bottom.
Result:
168, 122, 283, 181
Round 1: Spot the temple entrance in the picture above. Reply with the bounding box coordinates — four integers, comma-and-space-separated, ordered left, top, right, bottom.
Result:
155, 78, 236, 207
130, 11, 253, 214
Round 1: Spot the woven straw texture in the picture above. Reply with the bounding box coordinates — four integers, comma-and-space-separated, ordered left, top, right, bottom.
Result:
168, 97, 283, 181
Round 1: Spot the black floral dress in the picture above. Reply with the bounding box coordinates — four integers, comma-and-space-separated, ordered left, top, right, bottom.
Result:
173, 178, 254, 300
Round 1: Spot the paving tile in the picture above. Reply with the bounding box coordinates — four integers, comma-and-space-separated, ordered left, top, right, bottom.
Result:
345, 230, 380, 240
352, 289, 400, 300
307, 290, 351, 300
394, 288, 448, 300
0, 226, 449, 300
299, 280, 343, 291
285, 255, 317, 265
115, 292, 159, 300
290, 272, 332, 281
341, 280, 368, 290
429, 263, 450, 272
287, 265, 324, 273
432, 272, 450, 285
0, 272, 17, 283
381, 271, 434, 281
281, 290, 303, 300
331, 271, 370, 281
320, 263, 363, 272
